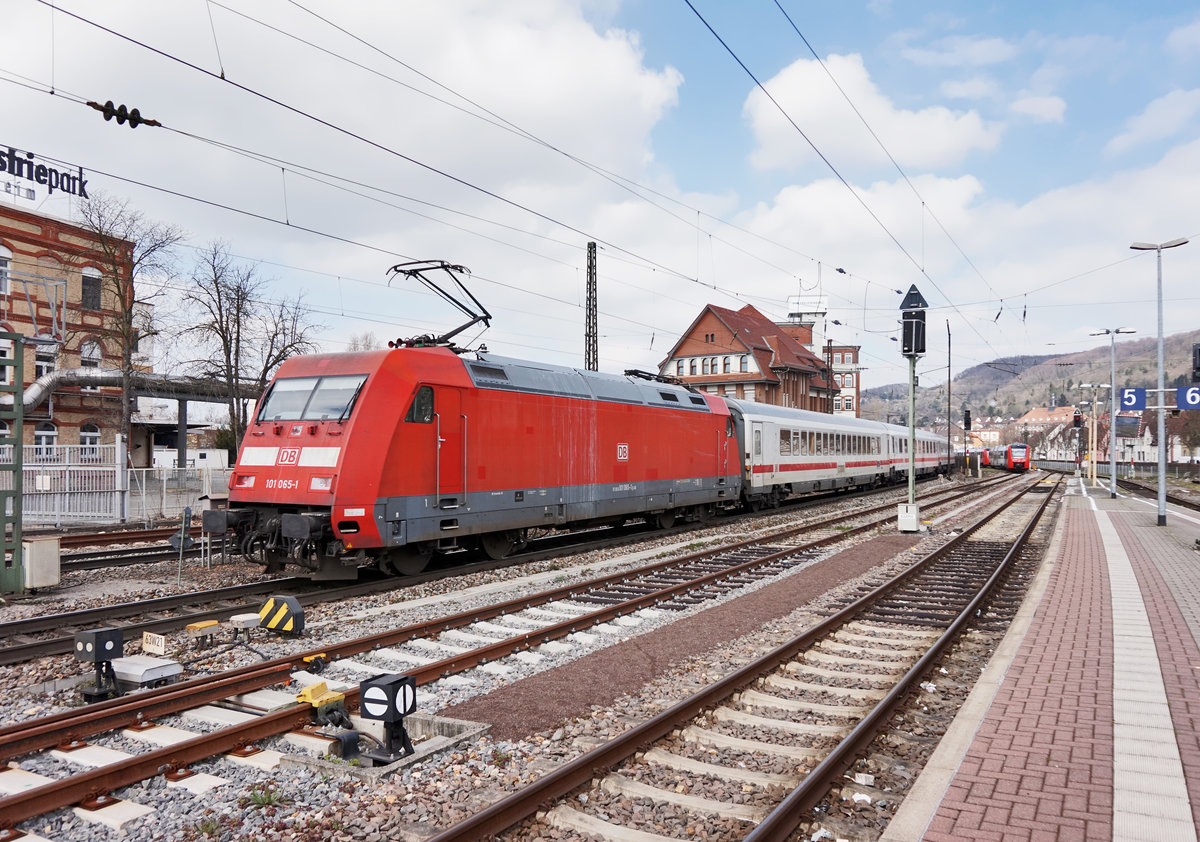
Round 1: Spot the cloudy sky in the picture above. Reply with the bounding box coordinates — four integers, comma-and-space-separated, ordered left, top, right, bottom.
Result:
2, 0, 1198, 389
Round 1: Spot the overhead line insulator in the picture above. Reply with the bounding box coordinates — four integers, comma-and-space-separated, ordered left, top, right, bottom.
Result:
85, 100, 162, 129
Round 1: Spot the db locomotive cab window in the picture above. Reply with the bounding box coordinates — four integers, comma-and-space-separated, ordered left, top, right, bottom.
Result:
257, 374, 368, 422
405, 386, 434, 423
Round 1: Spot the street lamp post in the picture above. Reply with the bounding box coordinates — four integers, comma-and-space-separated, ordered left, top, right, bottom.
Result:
1131, 237, 1189, 526
1091, 328, 1136, 497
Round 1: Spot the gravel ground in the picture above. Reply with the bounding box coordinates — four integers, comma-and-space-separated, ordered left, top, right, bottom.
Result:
1, 477, 993, 842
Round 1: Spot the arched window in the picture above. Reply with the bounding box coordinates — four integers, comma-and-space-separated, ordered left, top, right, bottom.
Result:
675, 360, 684, 376
80, 423, 101, 459
702, 358, 710, 375
34, 421, 57, 460
689, 359, 697, 375
722, 357, 731, 374
739, 355, 749, 373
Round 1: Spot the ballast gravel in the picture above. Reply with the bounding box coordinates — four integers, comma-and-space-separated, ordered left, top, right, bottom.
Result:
0, 477, 998, 842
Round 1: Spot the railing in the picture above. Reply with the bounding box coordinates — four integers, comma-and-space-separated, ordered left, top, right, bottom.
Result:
1031, 459, 1200, 482
8, 444, 234, 526
126, 467, 233, 524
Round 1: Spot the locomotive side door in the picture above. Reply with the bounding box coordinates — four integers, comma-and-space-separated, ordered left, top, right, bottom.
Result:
436, 387, 465, 507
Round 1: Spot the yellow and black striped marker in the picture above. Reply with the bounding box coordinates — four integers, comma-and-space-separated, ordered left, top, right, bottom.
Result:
258, 595, 305, 636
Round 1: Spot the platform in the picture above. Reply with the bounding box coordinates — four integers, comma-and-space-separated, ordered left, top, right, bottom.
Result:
884, 476, 1200, 841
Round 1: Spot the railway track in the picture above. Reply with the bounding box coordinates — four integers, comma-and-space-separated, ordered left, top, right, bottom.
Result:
2, 478, 1004, 667
428, 476, 1062, 842
1115, 477, 1200, 512
0, 476, 1025, 834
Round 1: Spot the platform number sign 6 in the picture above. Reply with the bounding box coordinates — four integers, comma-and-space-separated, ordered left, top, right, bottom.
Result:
1178, 387, 1200, 410
1121, 388, 1146, 410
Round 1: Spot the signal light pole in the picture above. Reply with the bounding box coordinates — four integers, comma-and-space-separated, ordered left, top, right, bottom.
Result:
898, 285, 928, 531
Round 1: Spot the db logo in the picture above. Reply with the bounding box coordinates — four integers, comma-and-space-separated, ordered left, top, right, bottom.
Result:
616, 443, 629, 462
277, 448, 301, 466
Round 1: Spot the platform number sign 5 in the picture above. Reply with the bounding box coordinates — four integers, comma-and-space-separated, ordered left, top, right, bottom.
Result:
1120, 388, 1146, 411
1178, 387, 1200, 410
616, 443, 629, 462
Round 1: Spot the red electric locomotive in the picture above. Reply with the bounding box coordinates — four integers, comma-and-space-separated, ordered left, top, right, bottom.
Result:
216, 347, 742, 579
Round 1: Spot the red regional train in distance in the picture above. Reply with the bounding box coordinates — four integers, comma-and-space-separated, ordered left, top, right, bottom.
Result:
210, 346, 951, 580
983, 443, 1032, 471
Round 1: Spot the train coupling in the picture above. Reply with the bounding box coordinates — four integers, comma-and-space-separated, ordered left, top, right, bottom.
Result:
201, 508, 256, 534
281, 512, 331, 540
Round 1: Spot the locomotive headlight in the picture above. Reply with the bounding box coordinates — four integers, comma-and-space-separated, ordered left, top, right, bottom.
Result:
310, 476, 333, 492
233, 474, 256, 488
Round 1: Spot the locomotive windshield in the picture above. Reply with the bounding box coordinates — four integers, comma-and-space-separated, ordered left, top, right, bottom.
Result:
257, 374, 368, 421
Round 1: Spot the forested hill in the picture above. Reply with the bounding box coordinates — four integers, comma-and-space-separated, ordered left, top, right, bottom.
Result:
862, 328, 1200, 426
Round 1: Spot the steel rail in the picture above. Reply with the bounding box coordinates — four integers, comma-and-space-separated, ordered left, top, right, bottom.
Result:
0, 481, 982, 763
746, 476, 1061, 841
3, 479, 995, 665
0, 479, 1018, 830
419, 477, 1051, 842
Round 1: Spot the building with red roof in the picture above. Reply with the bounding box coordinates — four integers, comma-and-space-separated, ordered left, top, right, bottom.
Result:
657, 303, 838, 412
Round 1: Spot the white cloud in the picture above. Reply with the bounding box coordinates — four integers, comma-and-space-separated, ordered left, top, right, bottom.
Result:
1166, 19, 1200, 58
1010, 95, 1066, 123
744, 54, 1002, 173
941, 77, 1001, 100
901, 35, 1019, 68
1106, 89, 1200, 156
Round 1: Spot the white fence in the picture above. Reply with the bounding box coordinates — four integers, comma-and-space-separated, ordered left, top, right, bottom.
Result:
125, 467, 233, 524
6, 444, 233, 526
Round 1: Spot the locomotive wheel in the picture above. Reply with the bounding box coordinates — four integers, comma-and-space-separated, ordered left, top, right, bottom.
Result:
479, 530, 525, 560
652, 510, 676, 529
381, 544, 433, 576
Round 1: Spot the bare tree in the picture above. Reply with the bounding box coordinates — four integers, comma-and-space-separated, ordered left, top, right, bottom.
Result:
346, 331, 384, 352
74, 192, 184, 447
180, 242, 320, 444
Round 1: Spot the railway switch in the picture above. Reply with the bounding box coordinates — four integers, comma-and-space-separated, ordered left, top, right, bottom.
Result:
296, 681, 359, 756
358, 673, 417, 762
74, 627, 123, 704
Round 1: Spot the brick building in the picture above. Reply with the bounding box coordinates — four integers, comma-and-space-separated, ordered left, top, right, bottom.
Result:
658, 303, 837, 411
0, 202, 133, 452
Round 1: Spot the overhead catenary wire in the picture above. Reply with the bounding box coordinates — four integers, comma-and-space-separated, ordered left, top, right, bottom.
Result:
681, 0, 1005, 365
